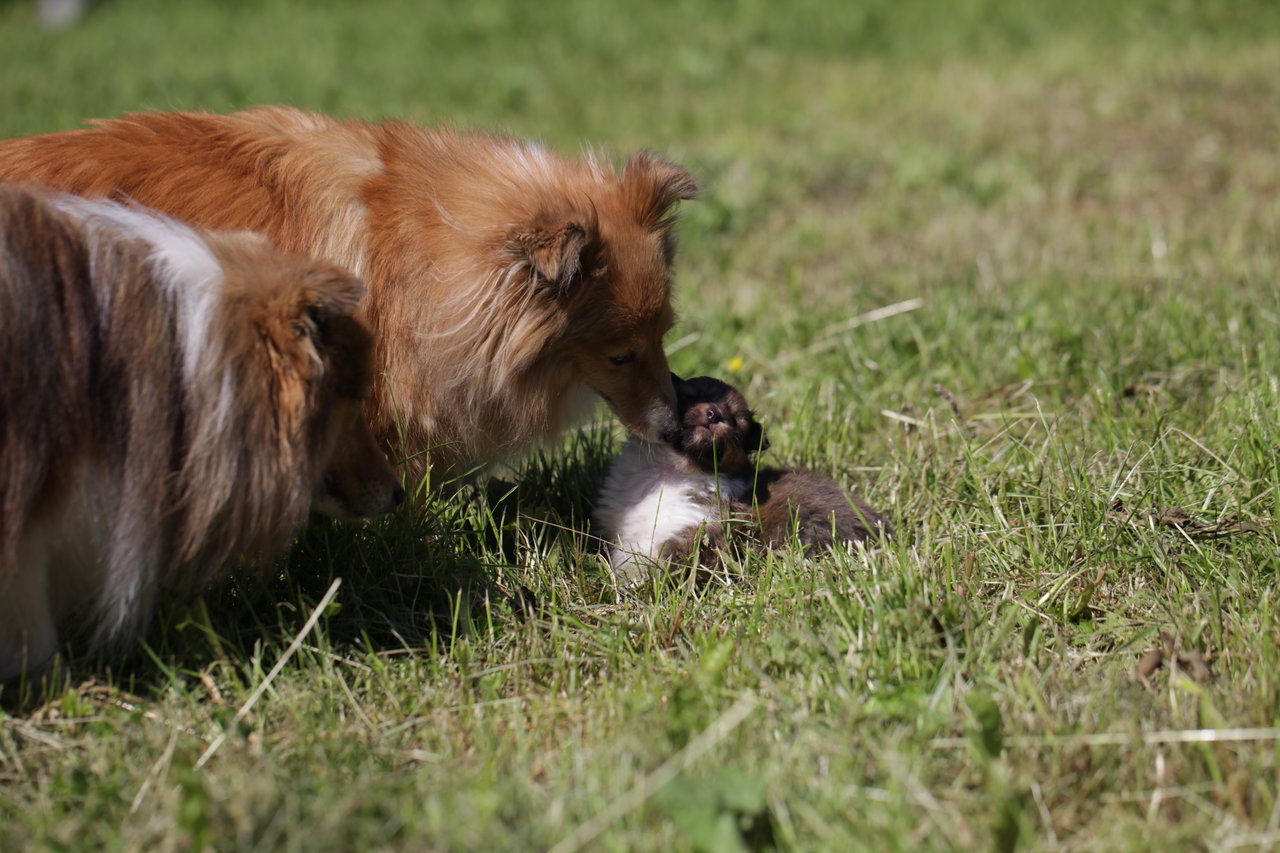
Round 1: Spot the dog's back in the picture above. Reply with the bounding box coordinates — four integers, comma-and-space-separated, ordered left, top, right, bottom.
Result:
0, 184, 400, 681
0, 185, 173, 676
0, 185, 168, 565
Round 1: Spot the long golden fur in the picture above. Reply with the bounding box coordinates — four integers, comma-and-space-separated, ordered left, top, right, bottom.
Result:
0, 184, 402, 680
0, 108, 699, 482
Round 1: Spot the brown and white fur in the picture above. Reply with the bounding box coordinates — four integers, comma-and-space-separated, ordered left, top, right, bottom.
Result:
594, 376, 892, 582
0, 108, 699, 483
0, 184, 403, 681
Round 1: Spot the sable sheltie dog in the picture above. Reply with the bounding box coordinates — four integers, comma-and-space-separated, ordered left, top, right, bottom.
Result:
594, 376, 892, 582
0, 108, 699, 482
0, 184, 404, 681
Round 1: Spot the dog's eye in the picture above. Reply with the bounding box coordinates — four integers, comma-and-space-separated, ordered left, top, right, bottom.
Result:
608, 352, 636, 366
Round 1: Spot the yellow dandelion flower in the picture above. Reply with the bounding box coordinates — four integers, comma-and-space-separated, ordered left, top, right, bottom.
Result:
727, 356, 745, 372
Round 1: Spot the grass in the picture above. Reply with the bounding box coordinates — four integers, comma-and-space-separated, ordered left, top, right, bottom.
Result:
3, 0, 1280, 849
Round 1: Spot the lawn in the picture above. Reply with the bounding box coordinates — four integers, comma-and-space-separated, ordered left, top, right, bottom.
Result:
2, 0, 1280, 849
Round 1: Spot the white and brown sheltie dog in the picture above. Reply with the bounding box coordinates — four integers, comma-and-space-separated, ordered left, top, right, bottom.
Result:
0, 183, 404, 681
594, 376, 892, 582
0, 109, 700, 483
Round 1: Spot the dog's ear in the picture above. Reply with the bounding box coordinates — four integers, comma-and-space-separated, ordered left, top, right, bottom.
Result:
510, 221, 590, 296
747, 418, 770, 455
290, 269, 364, 343
623, 152, 698, 229
287, 270, 373, 391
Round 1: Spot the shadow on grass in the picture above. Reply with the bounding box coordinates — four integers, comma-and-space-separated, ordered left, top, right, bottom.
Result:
0, 428, 620, 709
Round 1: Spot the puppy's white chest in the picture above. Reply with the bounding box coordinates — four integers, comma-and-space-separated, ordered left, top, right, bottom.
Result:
594, 439, 746, 581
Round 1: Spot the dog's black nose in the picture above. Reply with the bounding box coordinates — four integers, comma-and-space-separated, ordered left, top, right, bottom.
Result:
391, 485, 407, 507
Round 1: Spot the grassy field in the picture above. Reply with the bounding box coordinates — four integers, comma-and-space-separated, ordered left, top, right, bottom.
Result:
3, 0, 1280, 849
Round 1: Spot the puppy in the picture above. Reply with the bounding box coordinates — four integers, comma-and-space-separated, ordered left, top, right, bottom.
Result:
0, 184, 403, 681
0, 108, 699, 483
594, 376, 892, 581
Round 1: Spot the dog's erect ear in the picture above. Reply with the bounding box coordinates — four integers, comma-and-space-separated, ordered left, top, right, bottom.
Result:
623, 152, 698, 229
747, 418, 770, 455
509, 221, 591, 296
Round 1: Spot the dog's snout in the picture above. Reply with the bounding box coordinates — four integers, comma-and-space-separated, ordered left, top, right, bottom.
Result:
391, 484, 407, 507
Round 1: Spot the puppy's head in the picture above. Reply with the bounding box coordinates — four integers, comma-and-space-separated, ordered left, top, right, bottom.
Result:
505, 152, 698, 446
672, 375, 769, 475
209, 234, 404, 520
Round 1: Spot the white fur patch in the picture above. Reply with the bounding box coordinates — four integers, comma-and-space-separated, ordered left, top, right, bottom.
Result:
594, 438, 749, 583
49, 195, 231, 427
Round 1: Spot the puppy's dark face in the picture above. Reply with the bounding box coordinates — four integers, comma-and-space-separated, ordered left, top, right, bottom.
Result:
672, 375, 768, 474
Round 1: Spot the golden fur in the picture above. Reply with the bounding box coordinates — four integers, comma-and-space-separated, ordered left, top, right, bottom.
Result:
0, 184, 402, 680
0, 108, 699, 482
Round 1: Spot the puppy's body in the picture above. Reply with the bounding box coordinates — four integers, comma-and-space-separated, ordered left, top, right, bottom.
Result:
0, 108, 698, 480
750, 468, 891, 550
592, 437, 752, 580
594, 377, 891, 580
0, 184, 401, 680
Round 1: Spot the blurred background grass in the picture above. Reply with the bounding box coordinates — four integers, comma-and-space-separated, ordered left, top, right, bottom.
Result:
5, 0, 1279, 145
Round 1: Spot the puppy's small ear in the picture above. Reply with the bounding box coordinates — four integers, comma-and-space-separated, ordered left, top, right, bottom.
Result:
623, 152, 698, 229
747, 418, 769, 454
510, 221, 590, 296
